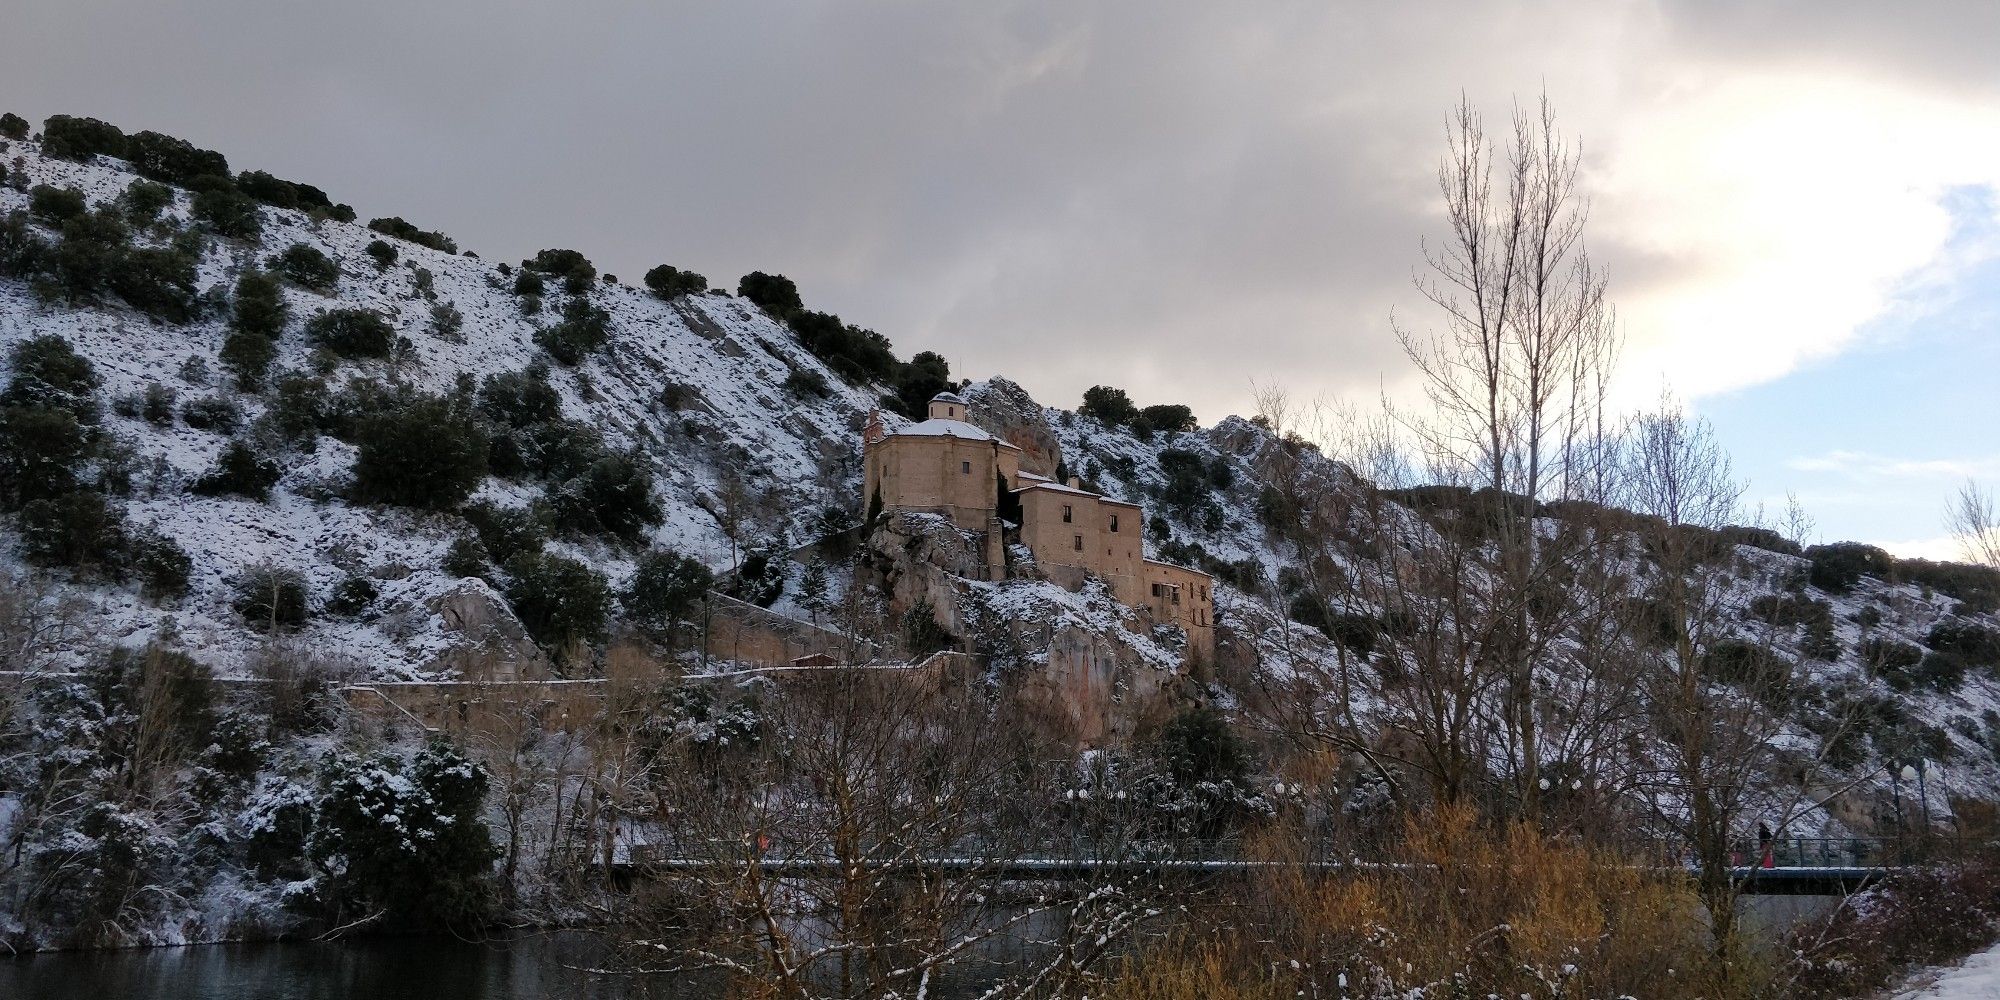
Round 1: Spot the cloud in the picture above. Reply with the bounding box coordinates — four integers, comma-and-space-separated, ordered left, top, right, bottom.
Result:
3, 1, 1999, 424
1786, 451, 2000, 483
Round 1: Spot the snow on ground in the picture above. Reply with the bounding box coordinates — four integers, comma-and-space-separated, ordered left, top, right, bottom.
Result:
1897, 941, 2000, 999
0, 133, 882, 676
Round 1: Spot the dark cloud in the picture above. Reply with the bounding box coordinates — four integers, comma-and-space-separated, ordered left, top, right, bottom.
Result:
5, 1, 1996, 421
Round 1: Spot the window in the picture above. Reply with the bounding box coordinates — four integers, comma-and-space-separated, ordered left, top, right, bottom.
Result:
1109, 513, 1119, 532
1062, 504, 1073, 523
1074, 535, 1084, 551
949, 406, 957, 417
1151, 583, 1162, 597
961, 460, 971, 474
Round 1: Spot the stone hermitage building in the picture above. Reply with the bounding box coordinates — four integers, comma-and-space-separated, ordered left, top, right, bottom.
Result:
863, 391, 1216, 664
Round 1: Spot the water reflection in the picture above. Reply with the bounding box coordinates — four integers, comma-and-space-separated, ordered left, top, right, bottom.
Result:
0, 931, 710, 1000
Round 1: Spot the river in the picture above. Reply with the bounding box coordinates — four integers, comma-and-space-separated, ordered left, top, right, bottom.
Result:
0, 932, 710, 1000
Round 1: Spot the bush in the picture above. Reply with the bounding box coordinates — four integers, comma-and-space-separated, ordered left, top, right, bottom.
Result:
3, 334, 100, 418
29, 184, 89, 223
543, 451, 662, 544
901, 596, 953, 657
737, 271, 802, 318
366, 216, 457, 254
193, 439, 281, 500
1140, 403, 1197, 434
1893, 557, 2000, 613
40, 115, 126, 161
503, 552, 610, 651
233, 565, 309, 632
1146, 704, 1260, 837
1081, 385, 1140, 426
788, 309, 898, 384
442, 534, 490, 579
1159, 449, 1212, 513
131, 532, 191, 600
523, 248, 596, 293
106, 243, 200, 323
233, 170, 299, 209
535, 296, 611, 365
22, 211, 124, 308
306, 307, 395, 358
0, 112, 26, 140
18, 490, 126, 571
428, 303, 463, 340
1700, 638, 1795, 709
644, 264, 708, 299
477, 364, 562, 429
461, 501, 546, 564
310, 740, 497, 928
365, 239, 397, 270
888, 350, 950, 418
782, 368, 830, 399
135, 383, 176, 424
271, 242, 339, 292
125, 130, 228, 185
222, 269, 287, 385
326, 575, 379, 617
0, 405, 91, 506
1927, 618, 2000, 669
190, 185, 262, 240
1806, 542, 1893, 594
352, 393, 489, 509
511, 269, 545, 297
624, 548, 714, 637
179, 394, 243, 433
116, 181, 175, 227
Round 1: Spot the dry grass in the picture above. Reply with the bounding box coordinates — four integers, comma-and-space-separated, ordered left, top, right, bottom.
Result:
1106, 806, 1755, 999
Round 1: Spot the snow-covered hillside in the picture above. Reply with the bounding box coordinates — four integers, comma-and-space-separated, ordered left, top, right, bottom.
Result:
6, 120, 2000, 830
0, 132, 879, 675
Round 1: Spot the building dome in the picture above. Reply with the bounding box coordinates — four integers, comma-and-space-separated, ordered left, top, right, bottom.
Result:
928, 390, 970, 420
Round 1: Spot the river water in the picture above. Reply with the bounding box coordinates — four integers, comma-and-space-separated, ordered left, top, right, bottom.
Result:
0, 932, 712, 1000
0, 896, 1841, 999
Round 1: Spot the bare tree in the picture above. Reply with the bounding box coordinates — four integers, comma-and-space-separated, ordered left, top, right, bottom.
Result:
613, 666, 1159, 998
1948, 479, 2000, 569
1392, 94, 1623, 811
1619, 402, 1812, 970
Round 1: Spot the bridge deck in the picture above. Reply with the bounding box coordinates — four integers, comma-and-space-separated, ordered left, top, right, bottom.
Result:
614, 853, 1888, 896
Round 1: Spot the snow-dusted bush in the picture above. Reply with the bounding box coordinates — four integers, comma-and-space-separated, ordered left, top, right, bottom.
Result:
189, 181, 262, 241
533, 296, 610, 365
39, 114, 126, 162
643, 263, 706, 299
502, 551, 610, 652
270, 242, 339, 293
624, 547, 713, 638
233, 564, 310, 633
350, 391, 488, 510
365, 215, 456, 254
125, 130, 228, 186
193, 439, 280, 501
305, 307, 394, 359
307, 740, 498, 929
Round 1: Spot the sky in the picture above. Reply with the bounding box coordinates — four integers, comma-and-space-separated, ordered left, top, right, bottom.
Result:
4, 1, 1998, 556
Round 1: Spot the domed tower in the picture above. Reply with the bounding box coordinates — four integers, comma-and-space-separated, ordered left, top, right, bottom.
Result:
928, 390, 968, 421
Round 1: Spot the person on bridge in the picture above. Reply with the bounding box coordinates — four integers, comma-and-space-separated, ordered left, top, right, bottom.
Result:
1758, 821, 1775, 869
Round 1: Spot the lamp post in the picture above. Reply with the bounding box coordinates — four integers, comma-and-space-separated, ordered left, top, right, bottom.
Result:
1900, 763, 1925, 832
1890, 763, 1905, 843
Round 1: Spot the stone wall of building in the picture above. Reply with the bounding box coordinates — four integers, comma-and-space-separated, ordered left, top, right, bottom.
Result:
1016, 484, 1145, 603
864, 433, 1021, 532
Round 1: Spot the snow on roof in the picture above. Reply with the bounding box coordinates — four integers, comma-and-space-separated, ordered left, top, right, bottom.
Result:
931, 390, 967, 404
885, 418, 1021, 448
1016, 471, 1052, 483
1012, 481, 1140, 508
